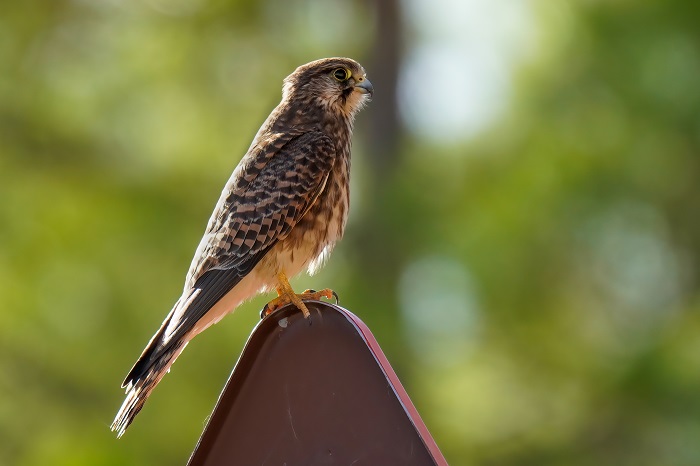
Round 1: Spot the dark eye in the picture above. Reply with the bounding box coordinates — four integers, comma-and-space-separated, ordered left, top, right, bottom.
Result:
332, 68, 351, 81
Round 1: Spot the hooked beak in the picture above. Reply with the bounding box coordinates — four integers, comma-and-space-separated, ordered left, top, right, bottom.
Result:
354, 78, 374, 97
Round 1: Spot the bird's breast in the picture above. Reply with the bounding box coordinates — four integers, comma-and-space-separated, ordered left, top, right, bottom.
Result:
264, 153, 350, 279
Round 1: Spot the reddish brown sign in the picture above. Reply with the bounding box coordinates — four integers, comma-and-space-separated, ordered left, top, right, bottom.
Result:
188, 301, 448, 465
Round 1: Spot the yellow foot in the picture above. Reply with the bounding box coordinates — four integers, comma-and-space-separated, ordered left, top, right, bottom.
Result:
301, 288, 340, 305
260, 272, 339, 319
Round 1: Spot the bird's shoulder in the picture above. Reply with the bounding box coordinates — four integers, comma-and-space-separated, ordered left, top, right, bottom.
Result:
217, 128, 334, 221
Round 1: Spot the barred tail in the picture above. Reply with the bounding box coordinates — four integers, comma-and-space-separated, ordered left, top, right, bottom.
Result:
111, 341, 187, 437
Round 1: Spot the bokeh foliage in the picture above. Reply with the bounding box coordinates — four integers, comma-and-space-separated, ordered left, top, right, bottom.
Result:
1, 1, 699, 465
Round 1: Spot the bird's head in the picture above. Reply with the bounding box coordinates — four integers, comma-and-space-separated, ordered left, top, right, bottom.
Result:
282, 57, 373, 119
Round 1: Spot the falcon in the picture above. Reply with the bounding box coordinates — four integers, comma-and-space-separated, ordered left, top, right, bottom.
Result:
111, 57, 373, 437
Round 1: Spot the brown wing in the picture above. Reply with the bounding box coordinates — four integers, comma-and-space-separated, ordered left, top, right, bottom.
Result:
123, 131, 335, 386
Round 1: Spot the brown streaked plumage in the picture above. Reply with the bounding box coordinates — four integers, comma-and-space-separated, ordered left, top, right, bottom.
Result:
111, 58, 372, 437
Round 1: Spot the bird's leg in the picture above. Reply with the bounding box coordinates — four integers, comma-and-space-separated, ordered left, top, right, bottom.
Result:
263, 272, 311, 318
261, 272, 338, 319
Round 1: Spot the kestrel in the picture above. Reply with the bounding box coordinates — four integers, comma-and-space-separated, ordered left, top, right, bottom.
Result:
111, 57, 372, 437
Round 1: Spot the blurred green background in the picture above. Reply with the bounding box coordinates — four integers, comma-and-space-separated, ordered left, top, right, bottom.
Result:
2, 0, 699, 464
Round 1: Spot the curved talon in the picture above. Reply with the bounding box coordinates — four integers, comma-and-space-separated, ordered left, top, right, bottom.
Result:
300, 288, 337, 304
261, 280, 339, 320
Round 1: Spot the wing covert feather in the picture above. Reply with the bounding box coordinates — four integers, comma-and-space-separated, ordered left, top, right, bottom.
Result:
158, 131, 336, 353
